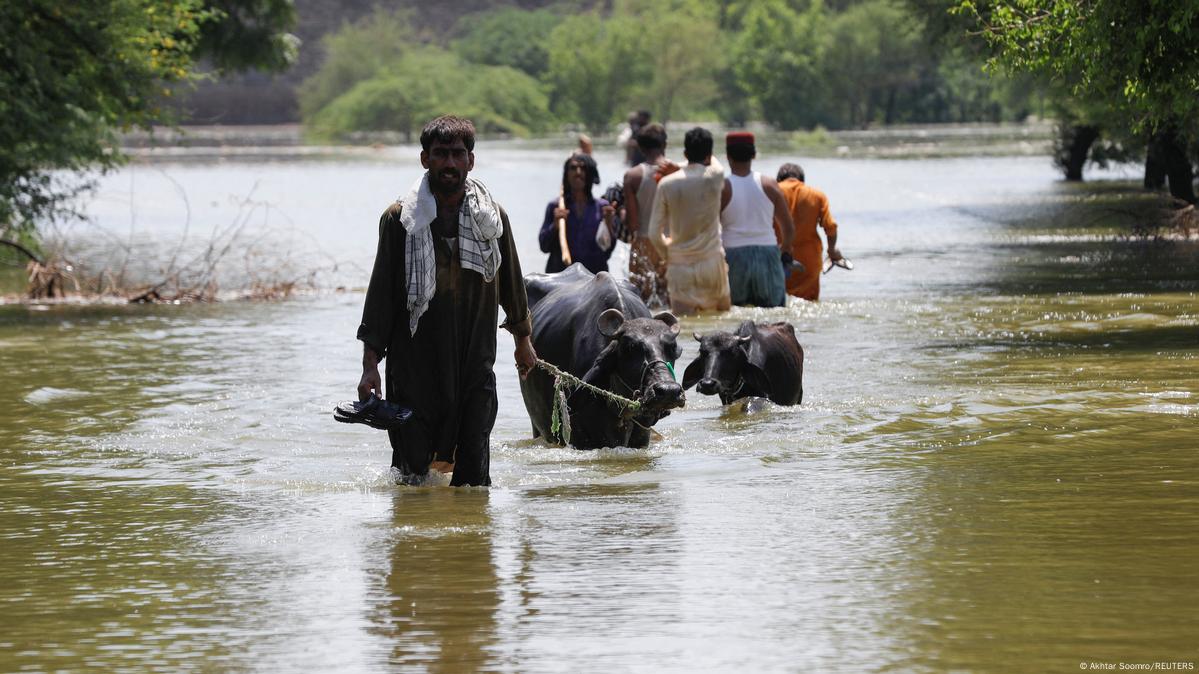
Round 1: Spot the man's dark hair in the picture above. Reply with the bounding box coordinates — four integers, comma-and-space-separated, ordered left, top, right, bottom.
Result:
683, 127, 714, 163
562, 152, 600, 203
637, 123, 667, 152
777, 163, 806, 182
420, 115, 476, 152
727, 143, 755, 162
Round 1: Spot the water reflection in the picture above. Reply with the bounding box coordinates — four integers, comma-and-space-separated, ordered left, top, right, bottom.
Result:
886, 435, 1199, 671
490, 482, 687, 668
367, 489, 500, 671
0, 473, 245, 671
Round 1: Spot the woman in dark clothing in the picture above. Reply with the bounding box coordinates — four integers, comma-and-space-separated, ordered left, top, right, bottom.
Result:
539, 152, 617, 273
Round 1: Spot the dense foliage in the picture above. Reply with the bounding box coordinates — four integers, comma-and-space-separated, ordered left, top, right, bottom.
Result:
307, 48, 553, 140
195, 0, 299, 73
10, 0, 1194, 244
0, 0, 296, 246
1, 1, 202, 241
958, 0, 1199, 131
300, 0, 1035, 137
956, 0, 1199, 199
454, 7, 562, 78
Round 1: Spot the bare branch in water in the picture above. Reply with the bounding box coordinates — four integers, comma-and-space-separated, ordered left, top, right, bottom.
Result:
10, 181, 344, 304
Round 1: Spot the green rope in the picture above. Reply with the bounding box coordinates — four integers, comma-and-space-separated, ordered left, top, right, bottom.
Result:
536, 358, 643, 447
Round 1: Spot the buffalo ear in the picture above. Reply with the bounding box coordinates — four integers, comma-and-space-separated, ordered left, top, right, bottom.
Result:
693, 332, 702, 342
597, 308, 625, 338
681, 355, 704, 390
653, 311, 680, 336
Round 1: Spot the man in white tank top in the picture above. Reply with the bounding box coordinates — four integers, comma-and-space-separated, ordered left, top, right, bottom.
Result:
719, 132, 795, 307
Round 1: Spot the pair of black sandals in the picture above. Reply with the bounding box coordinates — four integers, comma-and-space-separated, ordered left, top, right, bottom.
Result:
333, 393, 413, 431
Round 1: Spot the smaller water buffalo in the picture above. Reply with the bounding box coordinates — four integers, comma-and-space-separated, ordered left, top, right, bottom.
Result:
521, 265, 685, 449
682, 320, 804, 406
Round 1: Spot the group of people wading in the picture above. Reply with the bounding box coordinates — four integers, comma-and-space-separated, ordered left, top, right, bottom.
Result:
540, 119, 844, 313
351, 115, 843, 487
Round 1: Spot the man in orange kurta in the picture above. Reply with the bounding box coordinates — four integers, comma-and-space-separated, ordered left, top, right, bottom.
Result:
775, 163, 842, 301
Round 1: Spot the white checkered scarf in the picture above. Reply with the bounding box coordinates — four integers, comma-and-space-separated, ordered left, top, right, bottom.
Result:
398, 173, 503, 336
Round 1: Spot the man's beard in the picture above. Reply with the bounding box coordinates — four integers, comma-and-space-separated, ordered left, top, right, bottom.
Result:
430, 169, 464, 194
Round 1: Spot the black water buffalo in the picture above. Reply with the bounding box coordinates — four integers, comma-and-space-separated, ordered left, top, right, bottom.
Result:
682, 320, 804, 406
520, 264, 685, 449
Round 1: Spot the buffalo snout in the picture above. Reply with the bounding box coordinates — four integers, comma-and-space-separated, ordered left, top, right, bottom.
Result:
652, 379, 684, 402
696, 378, 719, 395
645, 379, 684, 411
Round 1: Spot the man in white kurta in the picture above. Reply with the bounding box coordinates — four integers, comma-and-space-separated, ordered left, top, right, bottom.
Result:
647, 127, 732, 314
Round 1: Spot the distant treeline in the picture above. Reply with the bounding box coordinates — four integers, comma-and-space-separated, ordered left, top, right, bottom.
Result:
178, 0, 1037, 135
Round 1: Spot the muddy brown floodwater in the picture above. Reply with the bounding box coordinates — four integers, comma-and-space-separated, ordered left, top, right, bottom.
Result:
1, 146, 1196, 672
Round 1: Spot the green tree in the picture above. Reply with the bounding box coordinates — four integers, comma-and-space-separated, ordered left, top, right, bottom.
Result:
306, 48, 554, 141
958, 0, 1199, 202
468, 64, 556, 134
1, 0, 202, 243
821, 0, 926, 127
454, 8, 562, 78
931, 49, 1037, 123
544, 13, 650, 133
195, 0, 298, 73
0, 0, 297, 251
308, 75, 441, 144
725, 0, 829, 130
632, 6, 724, 124
1032, 76, 1146, 182
296, 8, 414, 122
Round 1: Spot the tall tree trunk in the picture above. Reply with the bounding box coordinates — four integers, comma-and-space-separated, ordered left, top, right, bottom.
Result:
1154, 127, 1197, 204
1062, 125, 1099, 181
1144, 133, 1167, 190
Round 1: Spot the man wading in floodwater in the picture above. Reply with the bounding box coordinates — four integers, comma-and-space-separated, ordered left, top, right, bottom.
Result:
355, 115, 537, 486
